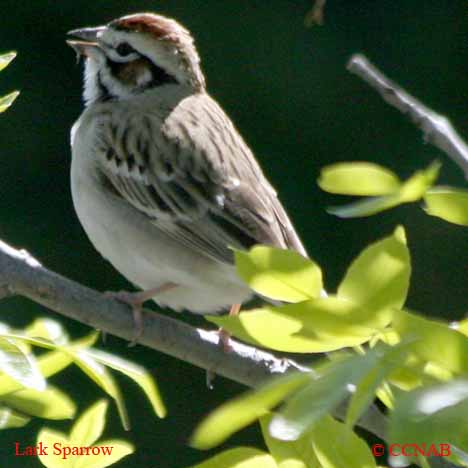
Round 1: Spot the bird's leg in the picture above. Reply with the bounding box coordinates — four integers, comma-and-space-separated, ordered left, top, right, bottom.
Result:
104, 282, 178, 346
219, 303, 241, 352
207, 303, 242, 388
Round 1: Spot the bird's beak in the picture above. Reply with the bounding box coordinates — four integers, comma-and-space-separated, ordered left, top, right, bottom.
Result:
66, 26, 105, 59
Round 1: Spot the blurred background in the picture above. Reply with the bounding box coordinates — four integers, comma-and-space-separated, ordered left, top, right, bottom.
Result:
0, 0, 466, 466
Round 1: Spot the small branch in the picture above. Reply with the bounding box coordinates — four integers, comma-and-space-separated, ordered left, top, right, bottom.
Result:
0, 239, 306, 388
347, 54, 468, 179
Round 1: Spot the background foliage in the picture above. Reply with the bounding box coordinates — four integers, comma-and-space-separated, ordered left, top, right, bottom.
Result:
0, 1, 466, 466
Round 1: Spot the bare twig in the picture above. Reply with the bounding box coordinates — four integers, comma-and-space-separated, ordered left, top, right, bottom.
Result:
347, 54, 468, 179
305, 0, 326, 27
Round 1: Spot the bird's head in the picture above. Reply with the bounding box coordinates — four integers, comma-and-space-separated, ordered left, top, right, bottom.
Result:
67, 13, 205, 106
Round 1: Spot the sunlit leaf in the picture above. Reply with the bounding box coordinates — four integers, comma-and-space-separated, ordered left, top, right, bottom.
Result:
393, 310, 468, 375
0, 51, 16, 72
71, 400, 107, 447
270, 353, 380, 441
0, 385, 75, 419
191, 372, 311, 449
260, 414, 320, 468
0, 406, 30, 429
346, 343, 408, 428
234, 246, 323, 302
424, 187, 468, 226
0, 90, 19, 113
318, 162, 401, 195
85, 348, 166, 418
25, 318, 69, 345
326, 162, 440, 218
389, 379, 468, 463
71, 351, 129, 430
37, 401, 134, 468
190, 447, 277, 468
0, 337, 45, 391
210, 296, 392, 353
327, 193, 402, 218
338, 226, 410, 313
311, 414, 377, 468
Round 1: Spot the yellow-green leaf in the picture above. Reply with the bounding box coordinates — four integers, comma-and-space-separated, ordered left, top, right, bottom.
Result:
71, 351, 129, 430
0, 406, 31, 429
25, 318, 69, 345
37, 401, 134, 468
0, 90, 19, 113
209, 296, 392, 353
338, 226, 410, 312
0, 51, 16, 72
85, 348, 166, 418
326, 161, 440, 218
389, 379, 468, 462
424, 187, 468, 226
37, 428, 70, 468
318, 162, 401, 195
0, 386, 75, 420
311, 414, 376, 468
70, 400, 107, 447
270, 353, 379, 441
75, 440, 134, 468
260, 414, 320, 468
191, 372, 311, 450
234, 246, 323, 302
0, 337, 45, 391
190, 447, 277, 468
393, 310, 468, 375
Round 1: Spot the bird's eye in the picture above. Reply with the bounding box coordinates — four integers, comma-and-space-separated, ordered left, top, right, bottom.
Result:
116, 42, 134, 57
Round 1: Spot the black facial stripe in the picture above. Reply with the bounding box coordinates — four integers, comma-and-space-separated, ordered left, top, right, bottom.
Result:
106, 54, 178, 89
97, 71, 113, 101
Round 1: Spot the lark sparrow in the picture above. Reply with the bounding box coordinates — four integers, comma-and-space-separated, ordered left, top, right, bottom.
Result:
67, 13, 307, 322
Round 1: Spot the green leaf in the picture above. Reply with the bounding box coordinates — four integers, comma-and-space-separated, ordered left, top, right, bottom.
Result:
85, 348, 166, 418
346, 343, 408, 428
0, 51, 16, 72
270, 353, 380, 441
326, 162, 440, 218
25, 318, 69, 345
191, 372, 311, 449
326, 193, 402, 218
234, 246, 323, 302
318, 162, 401, 195
0, 385, 76, 419
0, 333, 97, 397
338, 226, 410, 313
70, 351, 129, 430
37, 401, 134, 468
189, 447, 277, 468
389, 379, 468, 462
71, 400, 107, 447
209, 296, 392, 353
260, 414, 320, 468
311, 414, 377, 468
0, 90, 19, 113
393, 310, 468, 375
75, 440, 134, 468
0, 406, 31, 429
424, 187, 468, 226
0, 337, 46, 391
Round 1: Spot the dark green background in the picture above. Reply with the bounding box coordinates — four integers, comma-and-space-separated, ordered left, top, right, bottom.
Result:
0, 1, 466, 466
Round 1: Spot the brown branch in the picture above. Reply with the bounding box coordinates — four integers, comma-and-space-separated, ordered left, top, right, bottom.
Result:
347, 54, 468, 179
0, 239, 309, 388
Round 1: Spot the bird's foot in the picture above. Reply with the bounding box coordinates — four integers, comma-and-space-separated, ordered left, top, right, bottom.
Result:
104, 283, 177, 347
